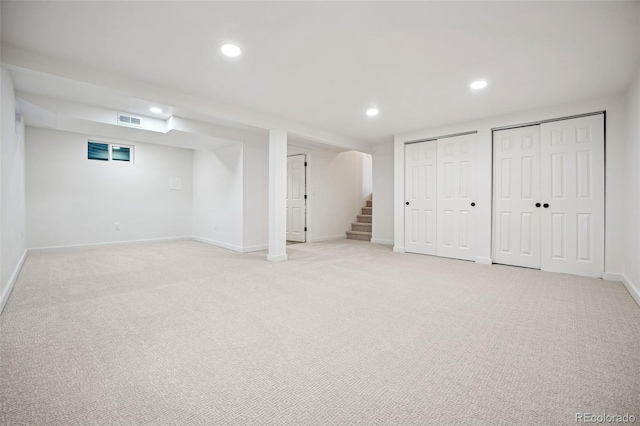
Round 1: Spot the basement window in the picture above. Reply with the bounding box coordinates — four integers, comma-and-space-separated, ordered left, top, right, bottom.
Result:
111, 145, 131, 162
88, 141, 134, 163
87, 142, 109, 161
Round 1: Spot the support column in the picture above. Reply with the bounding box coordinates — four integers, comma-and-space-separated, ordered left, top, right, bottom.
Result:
267, 129, 288, 262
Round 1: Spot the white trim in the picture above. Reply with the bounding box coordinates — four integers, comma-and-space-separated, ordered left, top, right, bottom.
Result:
0, 250, 28, 315
393, 246, 406, 253
602, 272, 621, 281
475, 256, 492, 265
192, 236, 243, 253
603, 272, 640, 308
242, 244, 268, 253
371, 238, 394, 245
27, 237, 268, 256
267, 253, 288, 262
27, 237, 192, 254
311, 235, 347, 243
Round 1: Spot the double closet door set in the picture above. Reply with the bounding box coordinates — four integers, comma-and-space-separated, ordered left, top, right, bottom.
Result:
405, 133, 479, 261
405, 114, 605, 278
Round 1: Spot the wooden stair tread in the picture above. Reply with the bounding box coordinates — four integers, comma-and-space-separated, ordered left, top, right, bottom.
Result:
352, 222, 372, 226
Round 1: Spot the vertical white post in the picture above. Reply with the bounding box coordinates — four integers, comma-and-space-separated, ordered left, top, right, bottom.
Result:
268, 129, 288, 262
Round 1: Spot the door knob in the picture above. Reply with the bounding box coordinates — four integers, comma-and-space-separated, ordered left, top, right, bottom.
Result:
470, 202, 476, 207
543, 203, 549, 208
535, 203, 541, 208
406, 201, 410, 206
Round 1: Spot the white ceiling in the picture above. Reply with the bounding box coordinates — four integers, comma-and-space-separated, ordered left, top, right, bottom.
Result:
2, 1, 639, 147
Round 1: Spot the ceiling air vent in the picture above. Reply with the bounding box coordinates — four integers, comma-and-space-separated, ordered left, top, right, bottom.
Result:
117, 113, 142, 127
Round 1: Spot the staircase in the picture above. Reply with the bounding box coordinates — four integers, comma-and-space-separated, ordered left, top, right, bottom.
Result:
346, 195, 372, 241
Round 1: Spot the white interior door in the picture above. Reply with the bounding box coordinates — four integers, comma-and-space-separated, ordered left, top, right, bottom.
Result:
436, 134, 477, 261
404, 141, 437, 255
492, 126, 542, 268
540, 114, 604, 277
286, 154, 306, 242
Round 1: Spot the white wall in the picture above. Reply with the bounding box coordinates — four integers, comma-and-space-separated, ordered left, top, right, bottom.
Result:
372, 141, 394, 245
390, 93, 627, 274
288, 144, 371, 242
242, 140, 269, 251
192, 144, 244, 251
1, 68, 28, 312
25, 127, 193, 249
624, 67, 640, 303
361, 153, 373, 206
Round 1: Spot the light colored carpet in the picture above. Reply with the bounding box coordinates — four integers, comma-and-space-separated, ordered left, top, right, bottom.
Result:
1, 239, 639, 425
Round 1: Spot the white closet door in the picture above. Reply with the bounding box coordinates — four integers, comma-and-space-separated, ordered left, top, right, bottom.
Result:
540, 115, 604, 277
492, 126, 542, 268
405, 141, 437, 255
436, 134, 477, 261
286, 154, 306, 242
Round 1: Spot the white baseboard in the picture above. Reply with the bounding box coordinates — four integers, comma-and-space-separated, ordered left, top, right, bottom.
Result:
29, 236, 265, 255
267, 253, 288, 262
311, 235, 347, 243
602, 272, 622, 281
475, 256, 492, 265
28, 236, 192, 254
192, 236, 243, 253
371, 238, 393, 245
393, 246, 405, 253
0, 250, 27, 315
603, 272, 640, 308
242, 244, 268, 253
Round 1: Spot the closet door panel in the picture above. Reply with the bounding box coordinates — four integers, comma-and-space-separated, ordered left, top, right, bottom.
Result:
492, 126, 541, 268
405, 141, 438, 255
436, 134, 477, 261
540, 114, 604, 277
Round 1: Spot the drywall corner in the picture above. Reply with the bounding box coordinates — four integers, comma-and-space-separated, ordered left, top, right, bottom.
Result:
1, 67, 28, 309
0, 250, 26, 315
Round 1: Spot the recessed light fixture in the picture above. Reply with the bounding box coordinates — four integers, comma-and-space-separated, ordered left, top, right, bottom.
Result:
470, 80, 488, 90
366, 108, 379, 117
149, 107, 163, 114
221, 44, 242, 57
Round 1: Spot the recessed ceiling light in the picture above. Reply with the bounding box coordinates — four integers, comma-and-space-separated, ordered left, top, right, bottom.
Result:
470, 80, 488, 90
366, 108, 379, 117
149, 107, 163, 114
221, 44, 242, 57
